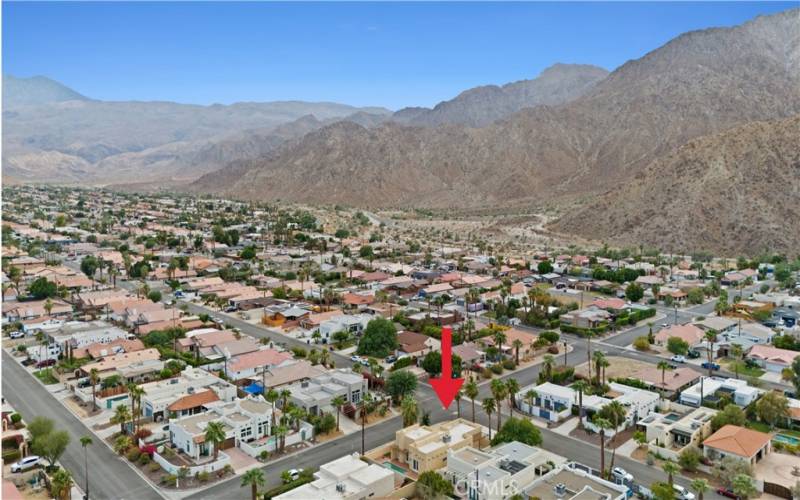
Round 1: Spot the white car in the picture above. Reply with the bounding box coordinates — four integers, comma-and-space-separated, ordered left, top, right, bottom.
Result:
8, 331, 25, 339
670, 355, 686, 363
673, 484, 696, 500
10, 455, 40, 473
611, 466, 633, 482
285, 468, 303, 482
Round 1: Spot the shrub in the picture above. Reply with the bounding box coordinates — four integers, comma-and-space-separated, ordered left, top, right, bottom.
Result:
547, 345, 560, 354
502, 359, 516, 370
390, 357, 414, 371
197, 471, 210, 482
539, 331, 560, 344
161, 474, 177, 485
138, 454, 151, 466
678, 446, 702, 471
490, 364, 504, 375
633, 336, 650, 351
134, 428, 153, 441
2, 449, 21, 462
481, 368, 493, 379
126, 448, 142, 462
140, 444, 157, 457
10, 414, 21, 425
148, 462, 161, 473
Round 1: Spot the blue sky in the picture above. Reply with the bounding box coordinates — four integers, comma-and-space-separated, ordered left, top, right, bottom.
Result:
3, 2, 795, 109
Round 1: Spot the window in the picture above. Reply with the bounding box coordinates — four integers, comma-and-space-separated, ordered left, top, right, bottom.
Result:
351, 390, 361, 403
412, 459, 419, 471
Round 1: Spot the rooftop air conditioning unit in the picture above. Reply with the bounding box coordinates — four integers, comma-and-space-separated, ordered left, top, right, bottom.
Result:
554, 483, 567, 497
442, 434, 451, 443
187, 387, 195, 394
335, 483, 346, 493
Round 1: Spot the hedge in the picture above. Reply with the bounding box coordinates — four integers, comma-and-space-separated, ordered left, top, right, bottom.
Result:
390, 357, 414, 371
559, 323, 609, 337
264, 476, 315, 499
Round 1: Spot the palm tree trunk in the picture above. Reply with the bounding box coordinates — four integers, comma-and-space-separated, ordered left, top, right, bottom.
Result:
600, 431, 606, 477
471, 401, 476, 423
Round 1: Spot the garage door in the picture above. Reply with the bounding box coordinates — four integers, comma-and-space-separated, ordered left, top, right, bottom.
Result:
221, 437, 236, 450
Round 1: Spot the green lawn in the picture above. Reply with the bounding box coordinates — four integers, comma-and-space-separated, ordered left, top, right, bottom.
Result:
746, 420, 771, 433
723, 360, 765, 378
34, 368, 59, 384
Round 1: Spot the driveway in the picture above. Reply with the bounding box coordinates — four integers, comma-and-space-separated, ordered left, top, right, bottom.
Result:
754, 450, 800, 488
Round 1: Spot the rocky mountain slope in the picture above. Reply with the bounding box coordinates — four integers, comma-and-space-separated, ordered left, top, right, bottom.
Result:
550, 116, 800, 255
193, 9, 799, 210
2, 78, 390, 184
393, 63, 609, 127
3, 75, 89, 107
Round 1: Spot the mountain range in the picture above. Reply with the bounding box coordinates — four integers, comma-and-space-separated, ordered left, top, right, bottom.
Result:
4, 8, 799, 255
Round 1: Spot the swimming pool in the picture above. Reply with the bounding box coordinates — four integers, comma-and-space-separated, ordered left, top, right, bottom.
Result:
383, 462, 406, 474
773, 434, 800, 446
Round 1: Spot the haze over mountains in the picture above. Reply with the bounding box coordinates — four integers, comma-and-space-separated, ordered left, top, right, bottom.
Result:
4, 8, 799, 255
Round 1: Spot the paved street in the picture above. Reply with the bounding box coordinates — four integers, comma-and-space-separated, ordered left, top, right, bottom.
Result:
2, 350, 164, 500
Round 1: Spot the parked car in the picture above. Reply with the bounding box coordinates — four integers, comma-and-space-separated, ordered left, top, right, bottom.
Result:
715, 488, 740, 499
10, 455, 40, 473
687, 350, 701, 359
224, 305, 238, 313
673, 484, 695, 500
174, 290, 185, 298
350, 355, 362, 363
285, 468, 303, 483
8, 331, 25, 339
701, 361, 721, 371
611, 467, 633, 482
35, 359, 56, 369
661, 323, 670, 328
670, 355, 686, 363
385, 355, 397, 364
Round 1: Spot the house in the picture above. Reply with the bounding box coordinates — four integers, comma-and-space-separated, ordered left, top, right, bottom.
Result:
255, 360, 327, 391
523, 463, 628, 500
221, 348, 294, 382
141, 366, 237, 421
452, 342, 485, 367
396, 330, 440, 357
694, 316, 737, 335
580, 383, 660, 435
168, 397, 277, 461
634, 366, 702, 395
274, 453, 394, 500
747, 344, 800, 373
679, 377, 763, 407
636, 407, 717, 461
515, 382, 575, 422
654, 323, 706, 346
389, 418, 482, 474
559, 307, 611, 329
703, 425, 772, 466
286, 369, 368, 416
48, 320, 131, 353
317, 314, 372, 342
445, 441, 566, 500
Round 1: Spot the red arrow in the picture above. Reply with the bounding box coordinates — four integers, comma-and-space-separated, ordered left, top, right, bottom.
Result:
429, 326, 464, 409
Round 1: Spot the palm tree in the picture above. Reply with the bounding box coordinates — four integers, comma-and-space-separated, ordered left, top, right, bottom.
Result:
331, 395, 346, 431
524, 390, 538, 415
593, 351, 606, 385
401, 395, 419, 426
204, 421, 227, 460
319, 349, 331, 368
482, 398, 496, 442
542, 355, 555, 382
512, 339, 524, 365
280, 389, 291, 412
585, 331, 595, 379
662, 459, 679, 485
44, 298, 54, 317
505, 378, 520, 415
265, 389, 279, 427
704, 329, 718, 377
493, 331, 507, 356
50, 468, 73, 500
455, 389, 463, 418
691, 478, 709, 500
490, 379, 507, 432
89, 368, 100, 411
594, 417, 612, 478
572, 380, 589, 429
111, 405, 131, 435
731, 344, 743, 379
241, 468, 265, 500
128, 384, 145, 435
80, 436, 92, 500
657, 361, 672, 399
464, 380, 479, 423
360, 393, 376, 454
275, 424, 288, 453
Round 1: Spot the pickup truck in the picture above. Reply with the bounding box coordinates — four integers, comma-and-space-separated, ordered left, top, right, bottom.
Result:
701, 361, 721, 371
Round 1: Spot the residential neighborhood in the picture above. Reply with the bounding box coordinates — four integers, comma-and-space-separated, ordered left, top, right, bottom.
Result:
1, 184, 798, 500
